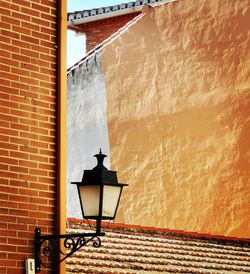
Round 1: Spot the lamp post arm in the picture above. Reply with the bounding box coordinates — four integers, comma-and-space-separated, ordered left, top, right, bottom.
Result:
34, 228, 105, 273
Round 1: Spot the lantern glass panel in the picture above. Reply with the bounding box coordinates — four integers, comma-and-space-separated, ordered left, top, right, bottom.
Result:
102, 185, 122, 218
79, 185, 100, 217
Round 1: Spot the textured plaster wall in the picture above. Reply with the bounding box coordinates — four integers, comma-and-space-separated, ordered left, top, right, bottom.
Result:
102, 0, 250, 238
67, 53, 110, 218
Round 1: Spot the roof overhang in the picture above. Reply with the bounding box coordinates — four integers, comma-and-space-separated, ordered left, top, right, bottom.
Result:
67, 0, 173, 28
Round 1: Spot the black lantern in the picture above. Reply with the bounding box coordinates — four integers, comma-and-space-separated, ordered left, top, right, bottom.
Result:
34, 149, 127, 272
72, 149, 128, 232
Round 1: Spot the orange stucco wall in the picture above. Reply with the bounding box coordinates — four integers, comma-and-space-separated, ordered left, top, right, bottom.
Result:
102, 0, 250, 238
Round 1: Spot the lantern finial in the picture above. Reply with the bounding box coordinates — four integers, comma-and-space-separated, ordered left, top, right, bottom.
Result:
93, 149, 107, 170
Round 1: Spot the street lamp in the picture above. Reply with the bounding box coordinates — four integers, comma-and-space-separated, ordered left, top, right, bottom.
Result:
34, 149, 127, 272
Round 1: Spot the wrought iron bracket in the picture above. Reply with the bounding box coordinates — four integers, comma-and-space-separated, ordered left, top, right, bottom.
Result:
34, 228, 105, 273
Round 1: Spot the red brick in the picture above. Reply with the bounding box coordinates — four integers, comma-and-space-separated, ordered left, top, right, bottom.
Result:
8, 223, 28, 231
39, 191, 55, 199
37, 205, 53, 212
17, 246, 32, 253
1, 59, 19, 72
0, 193, 8, 200
17, 217, 36, 225
0, 127, 19, 137
15, 0, 30, 7
0, 244, 16, 252
0, 136, 9, 144
30, 182, 48, 191
0, 157, 18, 165
1, 29, 20, 39
0, 141, 18, 150
19, 117, 38, 126
12, 39, 30, 49
20, 146, 38, 154
18, 174, 38, 182
30, 126, 49, 136
21, 34, 39, 45
1, 1, 58, 272
21, 48, 39, 58
11, 67, 31, 77
11, 81, 31, 92
31, 17, 50, 27
19, 188, 38, 197
10, 151, 29, 160
21, 21, 39, 31
0, 200, 18, 209
30, 154, 48, 163
0, 171, 18, 179
20, 63, 39, 73
20, 90, 39, 100
29, 211, 47, 219
9, 137, 29, 146
10, 109, 29, 118
0, 99, 18, 109
21, 7, 39, 17
12, 25, 31, 35
38, 177, 54, 184
9, 194, 28, 203
37, 219, 54, 227
29, 197, 48, 205
7, 253, 27, 260
0, 64, 10, 72
0, 121, 9, 128
0, 50, 11, 58
0, 258, 16, 267
39, 163, 55, 171
29, 168, 48, 176
20, 131, 38, 140
0, 7, 11, 16
0, 79, 10, 88
18, 203, 37, 210
19, 160, 37, 168
0, 106, 10, 114
9, 209, 28, 217
8, 238, 27, 246
0, 216, 16, 223
0, 230, 16, 238
10, 166, 28, 173
0, 185, 18, 194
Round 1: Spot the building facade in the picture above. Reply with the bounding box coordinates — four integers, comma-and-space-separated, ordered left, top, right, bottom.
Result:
67, 0, 250, 239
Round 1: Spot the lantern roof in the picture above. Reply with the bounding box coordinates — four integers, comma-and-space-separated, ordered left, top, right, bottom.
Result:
71, 150, 128, 186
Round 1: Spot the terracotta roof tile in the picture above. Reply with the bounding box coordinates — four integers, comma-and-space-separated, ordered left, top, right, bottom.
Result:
66, 220, 250, 273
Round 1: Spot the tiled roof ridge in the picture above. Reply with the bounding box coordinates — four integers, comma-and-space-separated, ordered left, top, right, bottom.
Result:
67, 10, 144, 74
67, 0, 173, 23
67, 217, 250, 244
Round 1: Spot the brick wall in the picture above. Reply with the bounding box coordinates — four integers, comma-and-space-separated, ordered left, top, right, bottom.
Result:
0, 1, 59, 273
71, 13, 140, 53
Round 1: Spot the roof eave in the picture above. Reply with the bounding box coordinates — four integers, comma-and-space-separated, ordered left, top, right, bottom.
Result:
67, 6, 143, 27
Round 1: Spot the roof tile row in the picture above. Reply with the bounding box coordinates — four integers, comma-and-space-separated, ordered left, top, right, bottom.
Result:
66, 220, 250, 273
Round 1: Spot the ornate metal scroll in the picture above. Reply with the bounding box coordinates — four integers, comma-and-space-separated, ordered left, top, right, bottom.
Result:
34, 228, 105, 273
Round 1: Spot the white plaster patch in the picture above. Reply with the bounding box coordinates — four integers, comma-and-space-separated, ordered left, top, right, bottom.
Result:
67, 52, 110, 218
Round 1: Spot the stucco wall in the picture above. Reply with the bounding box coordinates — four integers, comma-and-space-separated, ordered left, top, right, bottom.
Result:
67, 52, 110, 218
102, 0, 250, 238
67, 0, 250, 238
